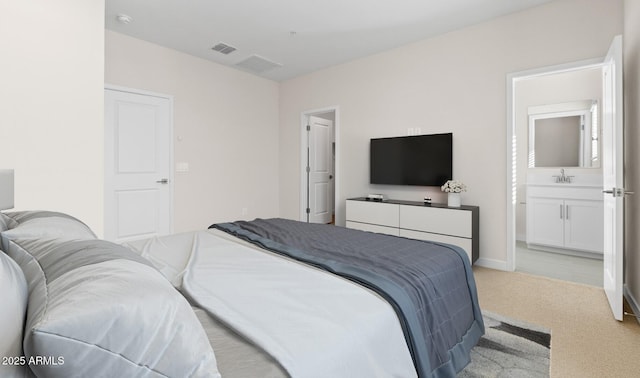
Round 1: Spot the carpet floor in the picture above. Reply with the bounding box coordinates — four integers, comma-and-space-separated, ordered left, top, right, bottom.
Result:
472, 267, 640, 378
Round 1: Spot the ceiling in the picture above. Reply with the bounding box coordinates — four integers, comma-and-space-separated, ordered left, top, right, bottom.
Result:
105, 0, 554, 82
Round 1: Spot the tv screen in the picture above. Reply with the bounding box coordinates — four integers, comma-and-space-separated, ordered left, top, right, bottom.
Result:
370, 133, 452, 186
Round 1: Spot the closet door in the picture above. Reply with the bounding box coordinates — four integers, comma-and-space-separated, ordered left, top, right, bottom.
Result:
104, 88, 173, 243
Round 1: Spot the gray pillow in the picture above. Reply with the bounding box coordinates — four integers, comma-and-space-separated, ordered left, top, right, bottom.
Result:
0, 252, 28, 378
0, 211, 96, 252
0, 212, 17, 232
3, 210, 91, 227
5, 237, 220, 378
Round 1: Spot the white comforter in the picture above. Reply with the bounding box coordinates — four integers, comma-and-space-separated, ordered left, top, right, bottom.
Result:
130, 229, 417, 378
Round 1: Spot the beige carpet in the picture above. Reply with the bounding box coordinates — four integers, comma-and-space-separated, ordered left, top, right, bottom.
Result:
473, 267, 640, 378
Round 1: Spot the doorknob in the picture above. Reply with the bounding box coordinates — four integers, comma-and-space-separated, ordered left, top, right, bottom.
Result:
603, 188, 634, 197
156, 178, 169, 184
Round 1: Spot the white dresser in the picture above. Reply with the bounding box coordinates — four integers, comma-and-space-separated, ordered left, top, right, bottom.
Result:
345, 198, 479, 264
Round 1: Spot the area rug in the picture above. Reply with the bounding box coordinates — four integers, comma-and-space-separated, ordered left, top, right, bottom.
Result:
459, 312, 551, 377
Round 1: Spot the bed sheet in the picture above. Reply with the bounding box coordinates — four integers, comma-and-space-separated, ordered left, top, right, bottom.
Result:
182, 230, 418, 377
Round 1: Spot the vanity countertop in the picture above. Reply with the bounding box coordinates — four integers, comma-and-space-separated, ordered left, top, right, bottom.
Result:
526, 171, 603, 188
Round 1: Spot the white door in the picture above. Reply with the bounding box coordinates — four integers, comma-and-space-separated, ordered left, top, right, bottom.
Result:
602, 35, 625, 321
307, 115, 333, 223
104, 88, 173, 243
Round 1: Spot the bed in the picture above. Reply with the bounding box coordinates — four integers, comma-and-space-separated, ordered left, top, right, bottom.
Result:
0, 210, 484, 378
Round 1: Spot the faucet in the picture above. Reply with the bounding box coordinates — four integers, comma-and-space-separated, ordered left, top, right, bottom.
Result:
553, 168, 574, 183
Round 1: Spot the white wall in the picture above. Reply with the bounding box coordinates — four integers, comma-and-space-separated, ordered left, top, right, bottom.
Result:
279, 0, 623, 267
105, 31, 280, 232
0, 0, 105, 234
623, 0, 640, 317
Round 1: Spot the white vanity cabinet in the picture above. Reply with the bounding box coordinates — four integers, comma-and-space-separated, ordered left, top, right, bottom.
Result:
346, 198, 479, 263
526, 184, 603, 255
526, 197, 565, 247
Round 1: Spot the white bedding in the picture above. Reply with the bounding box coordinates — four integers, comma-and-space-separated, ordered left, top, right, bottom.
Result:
131, 229, 417, 378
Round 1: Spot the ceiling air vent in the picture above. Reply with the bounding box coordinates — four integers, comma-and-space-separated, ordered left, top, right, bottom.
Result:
211, 42, 236, 55
235, 54, 283, 73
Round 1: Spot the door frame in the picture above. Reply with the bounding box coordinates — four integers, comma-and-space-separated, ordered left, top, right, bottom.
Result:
104, 84, 175, 240
505, 58, 604, 271
299, 106, 340, 223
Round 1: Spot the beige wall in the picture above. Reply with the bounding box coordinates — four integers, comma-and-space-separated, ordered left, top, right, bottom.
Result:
105, 31, 280, 232
279, 0, 623, 267
623, 0, 640, 314
0, 0, 105, 234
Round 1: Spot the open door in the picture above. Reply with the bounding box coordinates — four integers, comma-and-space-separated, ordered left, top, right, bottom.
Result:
306, 115, 334, 224
602, 35, 625, 321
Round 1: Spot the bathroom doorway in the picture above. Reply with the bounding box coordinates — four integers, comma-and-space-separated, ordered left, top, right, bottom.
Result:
507, 59, 605, 287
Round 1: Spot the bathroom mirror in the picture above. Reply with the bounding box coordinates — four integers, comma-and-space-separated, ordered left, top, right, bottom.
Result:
528, 100, 599, 168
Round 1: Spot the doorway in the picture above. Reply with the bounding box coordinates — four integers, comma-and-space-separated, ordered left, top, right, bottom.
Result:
300, 107, 339, 224
509, 38, 625, 321
506, 58, 606, 285
104, 86, 174, 242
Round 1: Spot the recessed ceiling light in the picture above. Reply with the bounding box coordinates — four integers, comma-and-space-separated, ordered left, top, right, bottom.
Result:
116, 14, 133, 25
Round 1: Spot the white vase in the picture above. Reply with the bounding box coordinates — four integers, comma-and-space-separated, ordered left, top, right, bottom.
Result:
448, 192, 461, 207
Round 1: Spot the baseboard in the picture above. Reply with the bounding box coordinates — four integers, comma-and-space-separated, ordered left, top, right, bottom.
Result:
623, 285, 640, 325
474, 258, 509, 271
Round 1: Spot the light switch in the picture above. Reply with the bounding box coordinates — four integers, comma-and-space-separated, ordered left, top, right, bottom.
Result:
176, 162, 189, 173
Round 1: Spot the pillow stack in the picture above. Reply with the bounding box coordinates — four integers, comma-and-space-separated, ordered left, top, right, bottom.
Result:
0, 211, 220, 378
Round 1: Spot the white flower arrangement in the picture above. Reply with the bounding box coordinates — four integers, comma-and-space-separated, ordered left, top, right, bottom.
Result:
441, 180, 467, 193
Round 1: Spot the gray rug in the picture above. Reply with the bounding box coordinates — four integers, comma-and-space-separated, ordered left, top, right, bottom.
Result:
459, 312, 551, 377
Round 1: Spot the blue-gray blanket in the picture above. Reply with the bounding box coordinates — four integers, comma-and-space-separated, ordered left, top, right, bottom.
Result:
211, 218, 484, 378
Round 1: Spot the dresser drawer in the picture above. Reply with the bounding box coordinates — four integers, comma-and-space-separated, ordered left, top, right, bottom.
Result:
399, 229, 472, 262
399, 205, 471, 238
346, 200, 399, 228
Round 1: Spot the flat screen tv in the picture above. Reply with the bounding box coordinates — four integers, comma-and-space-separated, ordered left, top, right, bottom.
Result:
370, 133, 452, 186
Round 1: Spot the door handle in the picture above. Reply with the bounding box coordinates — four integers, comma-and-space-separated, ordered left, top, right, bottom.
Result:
603, 188, 635, 197
156, 178, 169, 184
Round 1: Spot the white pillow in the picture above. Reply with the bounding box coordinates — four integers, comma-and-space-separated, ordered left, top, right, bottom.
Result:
5, 237, 220, 378
0, 252, 28, 378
